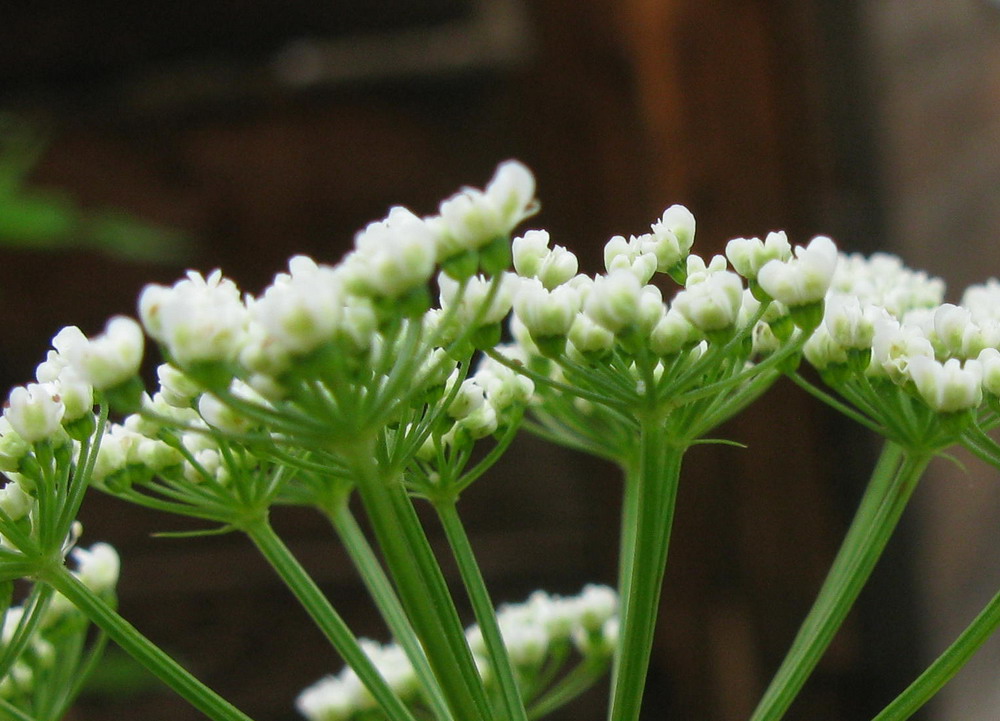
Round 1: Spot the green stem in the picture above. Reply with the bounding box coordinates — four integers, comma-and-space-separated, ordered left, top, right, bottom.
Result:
326, 503, 454, 721
607, 417, 684, 721
243, 518, 418, 721
0, 584, 53, 681
436, 500, 528, 721
0, 698, 35, 721
872, 585, 1000, 721
527, 657, 610, 720
748, 442, 928, 721
346, 443, 490, 721
38, 565, 254, 721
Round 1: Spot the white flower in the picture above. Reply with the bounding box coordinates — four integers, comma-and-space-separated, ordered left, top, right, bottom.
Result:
139, 270, 248, 367
824, 294, 880, 350
512, 230, 578, 289
725, 231, 792, 281
92, 424, 141, 482
297, 675, 363, 721
907, 356, 983, 413
756, 235, 838, 306
962, 278, 1000, 324
431, 161, 537, 260
157, 364, 202, 408
644, 204, 696, 273
53, 317, 144, 390
4, 384, 64, 444
931, 303, 991, 359
683, 253, 729, 286
637, 285, 666, 335
574, 584, 619, 631
345, 207, 437, 298
604, 235, 657, 284
35, 350, 68, 384
437, 272, 516, 328
584, 270, 644, 333
52, 366, 94, 423
136, 436, 184, 473
485, 160, 537, 230
513, 279, 581, 339
71, 543, 121, 593
979, 348, 1000, 396
252, 257, 355, 357
803, 326, 849, 370
447, 377, 487, 420
473, 351, 534, 410
649, 308, 698, 356
567, 313, 615, 356
457, 401, 498, 439
672, 270, 744, 332
512, 229, 550, 277
870, 315, 935, 382
0, 479, 32, 522
831, 252, 944, 318
198, 379, 266, 434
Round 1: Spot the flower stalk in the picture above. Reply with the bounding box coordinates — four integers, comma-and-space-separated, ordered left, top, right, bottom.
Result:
749, 442, 930, 721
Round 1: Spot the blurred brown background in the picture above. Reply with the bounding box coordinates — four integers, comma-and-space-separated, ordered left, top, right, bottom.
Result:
2, 1, 1000, 720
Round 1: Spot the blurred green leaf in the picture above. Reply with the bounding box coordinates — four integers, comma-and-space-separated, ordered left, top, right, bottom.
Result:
0, 116, 191, 263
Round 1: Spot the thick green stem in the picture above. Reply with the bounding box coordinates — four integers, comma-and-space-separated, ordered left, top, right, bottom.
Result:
436, 500, 528, 721
607, 417, 684, 721
749, 442, 928, 721
243, 519, 418, 721
872, 585, 1000, 721
39, 565, 254, 721
346, 443, 490, 721
326, 503, 454, 721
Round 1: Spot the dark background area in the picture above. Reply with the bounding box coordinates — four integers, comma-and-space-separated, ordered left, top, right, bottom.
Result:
3, 1, 1000, 719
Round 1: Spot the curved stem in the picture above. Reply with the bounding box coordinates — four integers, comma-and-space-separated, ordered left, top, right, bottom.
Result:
39, 564, 254, 721
872, 585, 1000, 721
749, 442, 928, 721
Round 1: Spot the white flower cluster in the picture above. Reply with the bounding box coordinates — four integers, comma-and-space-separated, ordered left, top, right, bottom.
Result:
136, 163, 537, 395
1, 317, 144, 448
508, 217, 839, 391
803, 251, 1000, 415
296, 585, 617, 721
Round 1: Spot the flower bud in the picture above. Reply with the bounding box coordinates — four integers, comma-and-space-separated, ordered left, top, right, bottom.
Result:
585, 270, 643, 333
908, 356, 983, 413
53, 317, 144, 391
157, 363, 202, 408
567, 313, 615, 356
485, 160, 537, 230
757, 235, 838, 307
645, 204, 696, 273
4, 384, 64, 444
672, 271, 744, 333
71, 543, 121, 594
513, 279, 581, 339
725, 231, 792, 281
0, 479, 32, 521
649, 308, 698, 356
